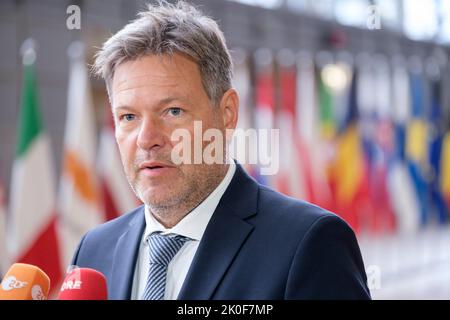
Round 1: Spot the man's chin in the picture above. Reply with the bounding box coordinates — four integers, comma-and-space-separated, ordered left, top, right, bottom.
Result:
138, 189, 179, 208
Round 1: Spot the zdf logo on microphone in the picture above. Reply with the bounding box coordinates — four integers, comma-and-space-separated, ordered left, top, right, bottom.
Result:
1, 276, 28, 291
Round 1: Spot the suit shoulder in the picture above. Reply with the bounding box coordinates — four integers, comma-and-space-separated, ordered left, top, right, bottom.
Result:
257, 185, 352, 235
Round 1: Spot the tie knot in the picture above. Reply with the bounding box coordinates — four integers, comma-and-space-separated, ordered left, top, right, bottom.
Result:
147, 232, 189, 266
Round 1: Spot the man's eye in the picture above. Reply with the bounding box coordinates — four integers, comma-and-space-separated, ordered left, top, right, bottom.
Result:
120, 114, 136, 122
167, 107, 183, 117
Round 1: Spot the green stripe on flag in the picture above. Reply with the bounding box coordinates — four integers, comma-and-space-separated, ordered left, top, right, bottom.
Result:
318, 74, 335, 139
16, 62, 42, 157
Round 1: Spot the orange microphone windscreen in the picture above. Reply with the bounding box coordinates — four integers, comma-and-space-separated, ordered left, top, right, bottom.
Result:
0, 263, 50, 300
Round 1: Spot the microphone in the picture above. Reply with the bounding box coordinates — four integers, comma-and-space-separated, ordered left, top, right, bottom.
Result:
58, 267, 107, 300
0, 263, 50, 300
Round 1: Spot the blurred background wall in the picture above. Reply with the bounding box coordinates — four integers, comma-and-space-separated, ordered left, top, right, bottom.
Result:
0, 0, 449, 299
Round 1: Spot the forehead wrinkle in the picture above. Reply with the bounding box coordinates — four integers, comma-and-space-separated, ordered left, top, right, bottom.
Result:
114, 73, 180, 91
114, 82, 179, 96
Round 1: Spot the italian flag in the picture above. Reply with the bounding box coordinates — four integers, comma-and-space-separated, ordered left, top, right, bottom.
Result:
8, 40, 62, 288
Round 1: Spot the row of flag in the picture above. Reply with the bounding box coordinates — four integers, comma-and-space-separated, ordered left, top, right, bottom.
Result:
1, 39, 449, 291
231, 48, 450, 237
0, 39, 139, 293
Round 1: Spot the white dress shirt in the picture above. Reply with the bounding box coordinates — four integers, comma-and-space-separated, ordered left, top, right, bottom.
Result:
131, 161, 236, 300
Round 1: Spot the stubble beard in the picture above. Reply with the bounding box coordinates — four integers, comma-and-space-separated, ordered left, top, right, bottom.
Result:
128, 162, 229, 226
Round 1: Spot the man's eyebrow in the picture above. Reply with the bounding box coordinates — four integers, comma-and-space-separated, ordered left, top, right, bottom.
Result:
114, 105, 134, 111
158, 96, 188, 106
114, 97, 188, 111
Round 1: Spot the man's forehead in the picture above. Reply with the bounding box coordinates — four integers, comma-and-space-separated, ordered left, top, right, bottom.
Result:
112, 54, 200, 92
113, 74, 180, 92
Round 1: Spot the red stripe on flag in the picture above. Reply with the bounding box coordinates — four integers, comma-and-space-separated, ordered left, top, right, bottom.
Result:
256, 72, 275, 112
101, 180, 120, 221
17, 214, 62, 294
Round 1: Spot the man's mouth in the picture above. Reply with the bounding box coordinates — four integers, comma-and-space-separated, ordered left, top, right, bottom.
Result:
146, 165, 164, 169
138, 161, 175, 176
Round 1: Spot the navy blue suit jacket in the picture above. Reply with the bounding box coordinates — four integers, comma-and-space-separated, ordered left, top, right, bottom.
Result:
72, 164, 371, 299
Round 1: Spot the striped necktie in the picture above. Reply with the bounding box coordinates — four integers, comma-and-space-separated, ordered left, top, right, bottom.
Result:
142, 232, 189, 300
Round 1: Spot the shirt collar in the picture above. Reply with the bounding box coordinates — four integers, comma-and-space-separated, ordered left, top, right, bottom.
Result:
143, 160, 236, 243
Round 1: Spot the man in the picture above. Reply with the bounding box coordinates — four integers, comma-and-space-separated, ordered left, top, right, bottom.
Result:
72, 1, 371, 300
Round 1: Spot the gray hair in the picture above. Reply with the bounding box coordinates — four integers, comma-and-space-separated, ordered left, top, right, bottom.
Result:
93, 0, 233, 106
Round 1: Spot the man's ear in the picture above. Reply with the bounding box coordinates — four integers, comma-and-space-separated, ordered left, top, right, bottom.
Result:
219, 88, 239, 131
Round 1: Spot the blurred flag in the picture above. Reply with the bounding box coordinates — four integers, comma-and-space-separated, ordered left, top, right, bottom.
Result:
276, 50, 307, 199
442, 129, 450, 211
0, 180, 6, 275
441, 60, 450, 212
7, 39, 62, 287
230, 49, 257, 175
317, 64, 337, 144
370, 56, 396, 233
253, 49, 276, 186
355, 54, 379, 234
316, 61, 337, 212
58, 41, 101, 269
406, 66, 430, 226
427, 68, 448, 224
388, 57, 421, 234
331, 67, 368, 233
296, 52, 333, 209
98, 104, 140, 221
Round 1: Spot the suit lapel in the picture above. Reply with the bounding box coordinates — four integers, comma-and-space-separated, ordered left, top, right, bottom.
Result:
178, 164, 259, 299
109, 207, 145, 300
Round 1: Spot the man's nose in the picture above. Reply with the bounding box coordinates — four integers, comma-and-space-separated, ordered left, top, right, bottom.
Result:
136, 116, 166, 151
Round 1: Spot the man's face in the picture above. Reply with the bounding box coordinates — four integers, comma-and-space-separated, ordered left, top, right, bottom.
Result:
111, 53, 237, 213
